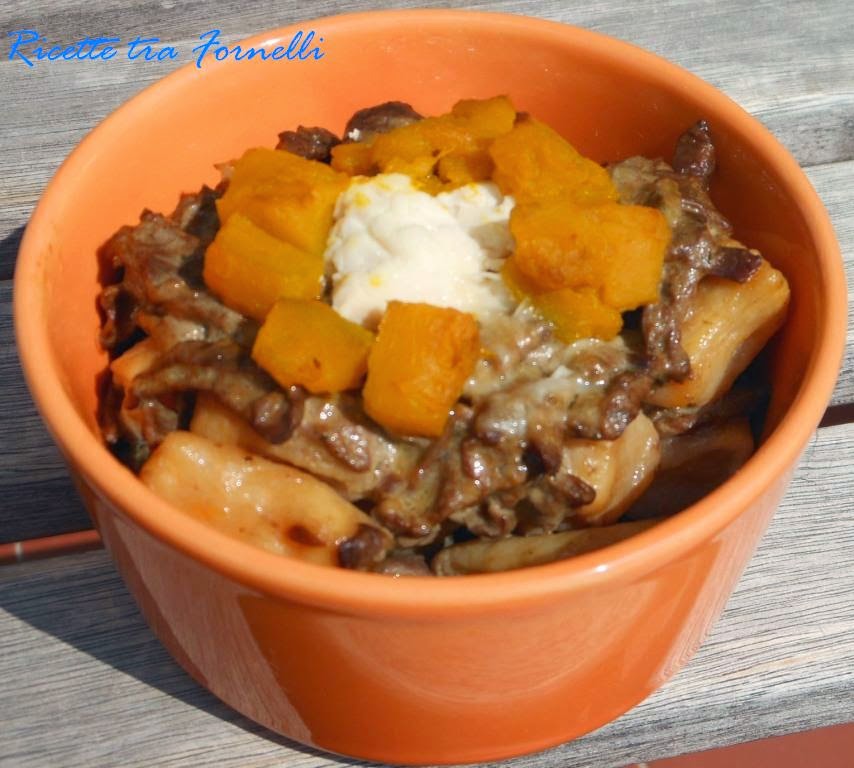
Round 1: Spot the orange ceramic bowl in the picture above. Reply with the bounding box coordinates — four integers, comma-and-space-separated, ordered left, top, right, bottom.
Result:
14, 10, 846, 765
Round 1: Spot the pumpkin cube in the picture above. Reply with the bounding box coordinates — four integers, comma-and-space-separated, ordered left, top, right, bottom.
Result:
363, 302, 480, 437
509, 200, 599, 292
217, 147, 348, 255
501, 258, 622, 342
203, 214, 323, 321
450, 95, 517, 138
252, 299, 374, 393
437, 150, 494, 186
509, 199, 669, 310
589, 203, 670, 310
489, 118, 618, 205
330, 141, 377, 176
533, 287, 623, 343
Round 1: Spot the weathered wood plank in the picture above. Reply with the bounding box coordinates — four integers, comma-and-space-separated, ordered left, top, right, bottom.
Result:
1, 0, 852, 278
1, 420, 852, 768
0, 283, 90, 542
805, 161, 854, 408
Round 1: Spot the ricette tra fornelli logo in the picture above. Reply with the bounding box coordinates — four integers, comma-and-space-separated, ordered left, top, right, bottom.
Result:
6, 29, 325, 68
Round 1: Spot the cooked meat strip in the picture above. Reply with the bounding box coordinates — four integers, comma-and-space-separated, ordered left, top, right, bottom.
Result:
672, 119, 716, 182
171, 185, 221, 246
98, 199, 301, 459
372, 408, 529, 543
444, 437, 529, 538
131, 340, 303, 443
118, 396, 182, 467
321, 424, 372, 472
514, 472, 596, 534
641, 296, 691, 382
252, 391, 305, 445
646, 385, 763, 436
449, 496, 520, 539
276, 125, 341, 162
280, 394, 423, 498
99, 212, 249, 342
343, 101, 423, 142
372, 412, 467, 543
600, 371, 653, 440
610, 123, 763, 385
99, 284, 140, 351
707, 245, 764, 282
370, 550, 433, 577
338, 523, 393, 570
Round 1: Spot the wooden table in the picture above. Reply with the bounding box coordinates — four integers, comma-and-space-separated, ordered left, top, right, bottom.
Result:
1, 2, 852, 766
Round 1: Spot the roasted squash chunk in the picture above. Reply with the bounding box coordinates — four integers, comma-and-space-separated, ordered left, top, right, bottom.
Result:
335, 96, 517, 191
252, 299, 375, 394
436, 151, 494, 187
531, 286, 623, 343
590, 203, 670, 309
217, 147, 348, 255
502, 258, 622, 342
330, 140, 377, 176
363, 302, 480, 437
508, 201, 599, 291
449, 95, 517, 138
203, 214, 323, 321
489, 118, 618, 205
509, 198, 669, 308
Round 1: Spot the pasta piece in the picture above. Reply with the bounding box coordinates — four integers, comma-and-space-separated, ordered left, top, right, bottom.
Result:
647, 259, 789, 408
627, 418, 755, 520
189, 393, 420, 500
563, 412, 661, 526
433, 519, 659, 575
140, 431, 392, 567
110, 337, 161, 390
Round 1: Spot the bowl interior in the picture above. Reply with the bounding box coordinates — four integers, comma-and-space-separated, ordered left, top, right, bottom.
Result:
16, 11, 842, 600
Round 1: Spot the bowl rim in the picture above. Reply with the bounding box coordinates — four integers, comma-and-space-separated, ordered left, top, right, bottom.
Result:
13, 8, 847, 617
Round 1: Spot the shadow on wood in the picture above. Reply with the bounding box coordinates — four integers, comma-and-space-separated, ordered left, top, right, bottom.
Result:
0, 224, 25, 281
0, 552, 369, 766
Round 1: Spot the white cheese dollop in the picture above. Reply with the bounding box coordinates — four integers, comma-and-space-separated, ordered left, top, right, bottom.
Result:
324, 173, 516, 329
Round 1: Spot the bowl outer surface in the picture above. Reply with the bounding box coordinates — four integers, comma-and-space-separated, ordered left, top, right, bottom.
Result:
14, 10, 846, 763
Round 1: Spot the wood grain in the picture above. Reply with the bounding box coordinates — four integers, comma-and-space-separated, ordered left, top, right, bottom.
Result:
0, 283, 90, 542
806, 161, 854, 408
2, 420, 852, 768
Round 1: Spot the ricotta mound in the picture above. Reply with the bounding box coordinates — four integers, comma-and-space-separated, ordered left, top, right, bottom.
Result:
324, 173, 515, 328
